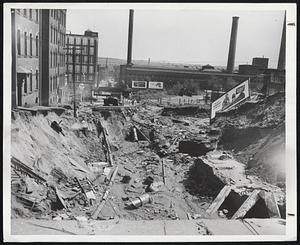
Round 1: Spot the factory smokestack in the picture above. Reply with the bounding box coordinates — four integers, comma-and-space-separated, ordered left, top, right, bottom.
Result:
277, 12, 286, 70
226, 16, 239, 73
127, 9, 134, 65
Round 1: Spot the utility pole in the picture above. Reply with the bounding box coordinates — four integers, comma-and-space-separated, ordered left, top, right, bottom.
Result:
72, 46, 76, 117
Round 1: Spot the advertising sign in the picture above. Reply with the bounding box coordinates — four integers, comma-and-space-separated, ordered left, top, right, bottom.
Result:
148, 81, 164, 89
211, 79, 250, 119
132, 81, 147, 89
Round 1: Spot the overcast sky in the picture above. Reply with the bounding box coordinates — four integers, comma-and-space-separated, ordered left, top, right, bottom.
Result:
66, 9, 285, 68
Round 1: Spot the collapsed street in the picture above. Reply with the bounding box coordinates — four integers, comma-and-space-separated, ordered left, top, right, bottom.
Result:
10, 92, 286, 235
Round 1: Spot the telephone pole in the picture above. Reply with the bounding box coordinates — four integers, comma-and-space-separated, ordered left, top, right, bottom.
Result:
72, 46, 76, 117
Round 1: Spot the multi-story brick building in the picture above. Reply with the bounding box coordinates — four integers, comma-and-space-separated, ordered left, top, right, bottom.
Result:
12, 9, 40, 106
12, 8, 67, 107
65, 30, 98, 101
39, 9, 67, 106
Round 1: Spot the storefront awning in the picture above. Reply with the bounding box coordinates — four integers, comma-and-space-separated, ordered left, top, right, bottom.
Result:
17, 66, 31, 74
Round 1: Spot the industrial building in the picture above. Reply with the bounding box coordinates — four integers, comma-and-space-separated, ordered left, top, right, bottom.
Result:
64, 30, 98, 102
66, 30, 98, 84
12, 9, 40, 107
120, 10, 286, 97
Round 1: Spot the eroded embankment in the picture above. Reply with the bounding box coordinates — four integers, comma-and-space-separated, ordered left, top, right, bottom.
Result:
213, 93, 285, 187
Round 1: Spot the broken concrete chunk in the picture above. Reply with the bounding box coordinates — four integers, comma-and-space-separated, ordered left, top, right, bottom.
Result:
146, 181, 164, 193
75, 216, 88, 222
85, 190, 96, 200
121, 175, 131, 184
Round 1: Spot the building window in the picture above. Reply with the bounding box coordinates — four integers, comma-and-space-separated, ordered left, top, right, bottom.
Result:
36, 35, 38, 56
17, 30, 21, 55
50, 26, 52, 43
50, 52, 52, 67
51, 10, 53, 17
50, 77, 53, 92
24, 32, 27, 56
36, 70, 39, 89
29, 9, 32, 19
36, 9, 38, 22
23, 9, 27, 17
29, 33, 32, 56
30, 72, 33, 92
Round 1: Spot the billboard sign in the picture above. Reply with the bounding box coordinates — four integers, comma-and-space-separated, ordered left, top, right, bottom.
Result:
211, 79, 250, 119
132, 81, 147, 89
148, 81, 163, 89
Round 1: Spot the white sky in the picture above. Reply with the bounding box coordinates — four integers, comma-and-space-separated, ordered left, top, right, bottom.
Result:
66, 9, 285, 68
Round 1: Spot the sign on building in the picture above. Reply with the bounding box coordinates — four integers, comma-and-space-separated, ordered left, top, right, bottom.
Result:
132, 81, 147, 89
148, 81, 164, 89
211, 79, 250, 119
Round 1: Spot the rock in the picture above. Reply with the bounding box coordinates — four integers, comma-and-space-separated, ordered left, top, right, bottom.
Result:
75, 216, 88, 221
53, 216, 62, 221
122, 196, 129, 201
121, 175, 131, 184
146, 181, 164, 193
60, 213, 69, 220
143, 176, 154, 185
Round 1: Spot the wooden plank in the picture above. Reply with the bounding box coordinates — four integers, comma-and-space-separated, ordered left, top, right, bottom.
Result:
162, 159, 166, 185
231, 190, 261, 219
134, 125, 150, 142
109, 166, 119, 185
206, 185, 232, 215
11, 157, 46, 183
259, 191, 281, 218
91, 189, 110, 220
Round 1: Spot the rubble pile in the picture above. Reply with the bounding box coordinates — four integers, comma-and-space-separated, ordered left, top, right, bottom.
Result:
11, 93, 286, 223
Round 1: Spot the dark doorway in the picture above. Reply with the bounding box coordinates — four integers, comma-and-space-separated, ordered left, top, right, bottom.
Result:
17, 73, 26, 106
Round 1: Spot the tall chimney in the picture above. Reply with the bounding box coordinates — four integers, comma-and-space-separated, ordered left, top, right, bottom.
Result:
127, 9, 134, 65
277, 11, 286, 70
226, 16, 239, 73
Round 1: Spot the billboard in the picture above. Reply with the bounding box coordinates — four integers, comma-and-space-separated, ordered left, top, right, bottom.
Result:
132, 81, 147, 89
211, 79, 250, 119
148, 81, 164, 89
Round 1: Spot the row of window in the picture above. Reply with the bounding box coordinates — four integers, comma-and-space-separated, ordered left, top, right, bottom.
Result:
50, 9, 66, 27
50, 25, 66, 46
49, 75, 65, 93
67, 64, 95, 74
65, 46, 96, 56
66, 54, 96, 64
23, 70, 39, 94
67, 37, 97, 48
17, 9, 39, 23
17, 30, 38, 57
50, 51, 66, 68
67, 74, 95, 82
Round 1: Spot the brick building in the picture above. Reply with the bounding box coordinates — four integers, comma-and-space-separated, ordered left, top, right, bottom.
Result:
65, 30, 98, 101
13, 9, 40, 106
39, 9, 67, 106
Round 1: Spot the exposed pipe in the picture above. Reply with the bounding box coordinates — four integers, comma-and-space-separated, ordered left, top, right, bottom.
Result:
226, 16, 239, 73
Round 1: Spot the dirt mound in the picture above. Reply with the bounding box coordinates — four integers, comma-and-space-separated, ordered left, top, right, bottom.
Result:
213, 92, 285, 128
214, 93, 285, 187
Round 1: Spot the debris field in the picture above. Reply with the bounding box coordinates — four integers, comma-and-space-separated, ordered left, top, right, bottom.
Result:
10, 93, 286, 224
